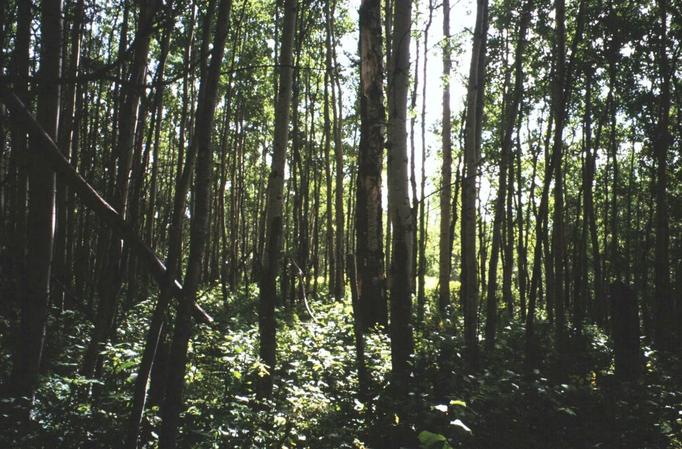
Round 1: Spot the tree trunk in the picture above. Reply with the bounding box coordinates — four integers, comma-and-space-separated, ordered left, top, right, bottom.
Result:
327, 0, 345, 299
257, 0, 297, 399
550, 0, 568, 351
462, 0, 488, 367
53, 0, 85, 311
7, 0, 31, 396
485, 0, 532, 350
323, 70, 335, 294
610, 282, 641, 381
653, 0, 672, 351
347, 254, 370, 402
387, 0, 413, 422
356, 0, 387, 330
123, 13, 185, 449
159, 1, 232, 447
438, 0, 453, 320
416, 0, 434, 325
410, 34, 419, 297
12, 0, 62, 406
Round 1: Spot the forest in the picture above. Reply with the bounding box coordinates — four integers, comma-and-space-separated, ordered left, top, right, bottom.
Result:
0, 0, 681, 447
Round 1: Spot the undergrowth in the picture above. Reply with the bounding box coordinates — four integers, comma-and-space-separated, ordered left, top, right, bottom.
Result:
1, 285, 680, 448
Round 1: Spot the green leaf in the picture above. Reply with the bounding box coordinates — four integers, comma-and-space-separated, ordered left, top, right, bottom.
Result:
418, 430, 452, 449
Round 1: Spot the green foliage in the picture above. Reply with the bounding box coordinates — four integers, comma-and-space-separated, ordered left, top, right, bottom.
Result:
418, 430, 453, 449
2, 284, 681, 448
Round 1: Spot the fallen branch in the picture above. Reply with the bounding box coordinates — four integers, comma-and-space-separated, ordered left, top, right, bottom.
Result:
0, 85, 213, 325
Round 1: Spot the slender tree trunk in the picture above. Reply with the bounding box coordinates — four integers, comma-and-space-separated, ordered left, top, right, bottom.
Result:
576, 70, 595, 331
7, 0, 31, 394
158, 1, 232, 447
328, 1, 346, 299
585, 91, 606, 326
606, 28, 620, 281
53, 0, 85, 311
257, 0, 297, 399
550, 0, 568, 350
387, 0, 413, 423
515, 134, 527, 321
416, 0, 434, 325
410, 35, 419, 295
438, 0, 453, 320
347, 254, 370, 402
356, 0, 387, 329
12, 0, 62, 405
462, 0, 488, 367
653, 0, 672, 351
323, 70, 335, 294
503, 139, 515, 317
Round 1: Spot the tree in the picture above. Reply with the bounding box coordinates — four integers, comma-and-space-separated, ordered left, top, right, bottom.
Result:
462, 0, 488, 367
438, 0, 453, 320
356, 0, 387, 330
123, 6, 198, 447
159, 1, 232, 447
484, 0, 532, 351
653, 0, 672, 351
6, 0, 31, 399
387, 0, 413, 410
257, 0, 297, 399
53, 0, 85, 312
325, 0, 346, 300
416, 0, 435, 324
550, 0, 568, 351
11, 0, 61, 407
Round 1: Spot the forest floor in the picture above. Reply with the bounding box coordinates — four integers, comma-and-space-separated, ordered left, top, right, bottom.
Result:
1, 283, 681, 448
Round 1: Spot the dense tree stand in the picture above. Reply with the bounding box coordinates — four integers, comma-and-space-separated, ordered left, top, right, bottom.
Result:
0, 0, 680, 448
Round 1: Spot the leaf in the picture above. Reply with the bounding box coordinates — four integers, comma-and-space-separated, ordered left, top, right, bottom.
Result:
449, 419, 472, 433
418, 430, 452, 449
186, 405, 201, 416
274, 415, 287, 426
558, 407, 576, 416
251, 360, 270, 377
449, 399, 467, 407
